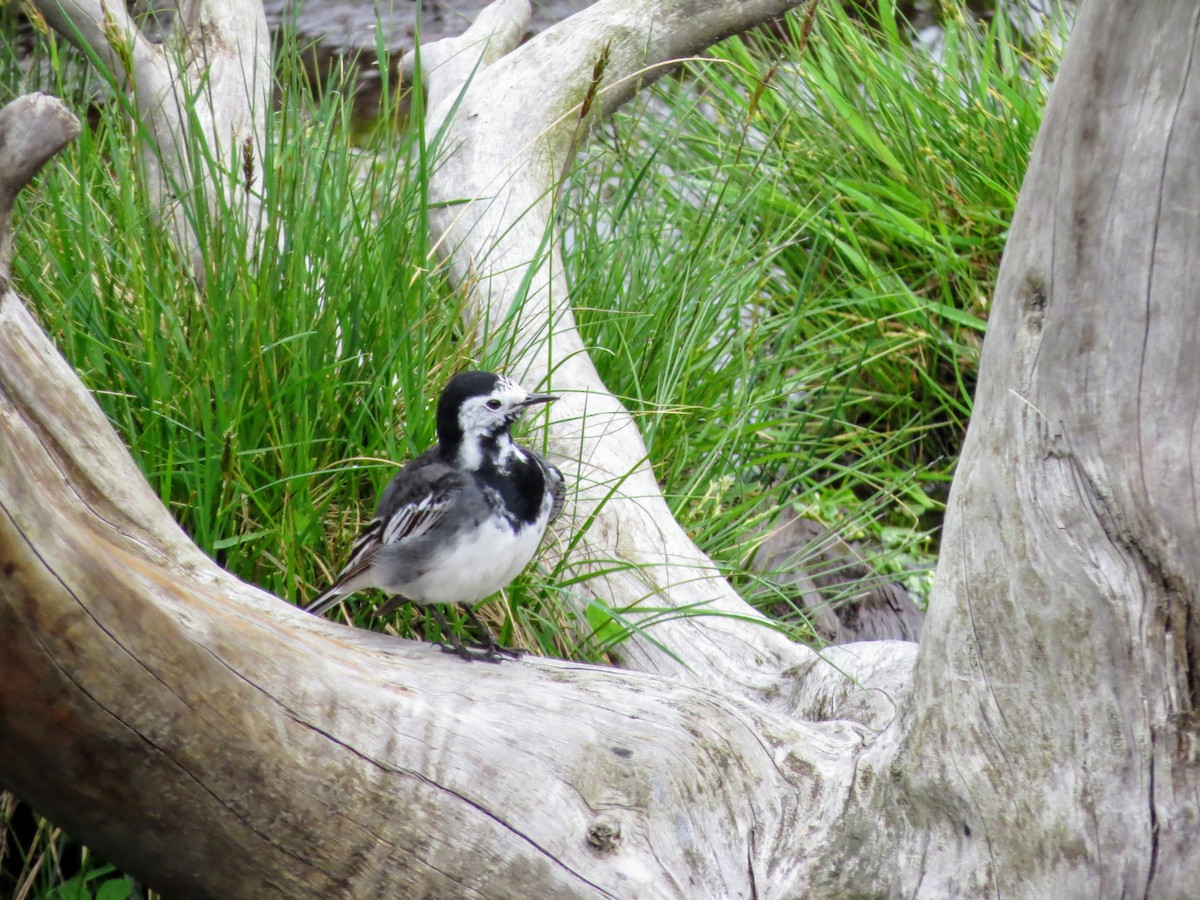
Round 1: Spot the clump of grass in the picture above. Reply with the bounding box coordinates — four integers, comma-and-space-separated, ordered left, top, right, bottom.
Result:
13, 21, 454, 604
560, 0, 1061, 629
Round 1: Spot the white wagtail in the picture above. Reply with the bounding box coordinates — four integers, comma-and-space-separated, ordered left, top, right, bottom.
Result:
305, 370, 565, 662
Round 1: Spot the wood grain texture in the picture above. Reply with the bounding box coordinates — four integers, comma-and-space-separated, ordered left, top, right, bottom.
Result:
819, 2, 1200, 894
3, 0, 1200, 894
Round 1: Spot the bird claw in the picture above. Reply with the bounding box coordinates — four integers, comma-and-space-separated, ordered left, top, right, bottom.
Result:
437, 641, 520, 663
487, 644, 524, 660
464, 636, 524, 659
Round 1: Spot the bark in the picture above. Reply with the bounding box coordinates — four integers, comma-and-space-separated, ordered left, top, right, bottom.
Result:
816, 1, 1200, 894
1, 0, 1198, 896
32, 0, 272, 281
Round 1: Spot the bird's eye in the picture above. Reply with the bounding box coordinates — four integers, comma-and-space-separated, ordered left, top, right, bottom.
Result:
486, 399, 503, 410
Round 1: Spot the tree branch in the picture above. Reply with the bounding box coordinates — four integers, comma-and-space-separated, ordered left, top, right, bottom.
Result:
33, 0, 272, 281
1, 224, 863, 893
0, 94, 81, 291
412, 0, 914, 711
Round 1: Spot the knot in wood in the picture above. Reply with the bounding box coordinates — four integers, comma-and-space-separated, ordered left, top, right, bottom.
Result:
586, 819, 621, 854
1022, 275, 1048, 334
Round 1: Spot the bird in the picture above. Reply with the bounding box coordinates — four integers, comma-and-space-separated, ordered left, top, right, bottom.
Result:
306, 370, 565, 662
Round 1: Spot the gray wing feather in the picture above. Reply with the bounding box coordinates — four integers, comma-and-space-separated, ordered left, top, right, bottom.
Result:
547, 463, 566, 524
306, 449, 461, 612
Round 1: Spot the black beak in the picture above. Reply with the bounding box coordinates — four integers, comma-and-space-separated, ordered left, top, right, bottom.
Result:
521, 392, 558, 407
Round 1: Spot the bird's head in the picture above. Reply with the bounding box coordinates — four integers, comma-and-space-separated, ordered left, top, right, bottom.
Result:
436, 371, 556, 469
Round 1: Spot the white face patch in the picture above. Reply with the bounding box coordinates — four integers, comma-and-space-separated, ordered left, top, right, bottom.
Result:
454, 378, 533, 470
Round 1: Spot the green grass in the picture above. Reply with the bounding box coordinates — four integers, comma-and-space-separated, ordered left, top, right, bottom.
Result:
9, 16, 458, 605
562, 0, 1059, 628
1, 0, 1062, 893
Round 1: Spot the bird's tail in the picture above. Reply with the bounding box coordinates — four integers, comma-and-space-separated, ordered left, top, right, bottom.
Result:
304, 584, 347, 617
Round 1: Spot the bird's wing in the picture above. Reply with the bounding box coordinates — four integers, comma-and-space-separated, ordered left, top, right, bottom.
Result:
379, 489, 453, 545
547, 463, 566, 524
322, 454, 462, 591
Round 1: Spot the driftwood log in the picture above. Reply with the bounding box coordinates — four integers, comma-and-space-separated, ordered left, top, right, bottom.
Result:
1, 0, 1198, 895
31, 0, 271, 282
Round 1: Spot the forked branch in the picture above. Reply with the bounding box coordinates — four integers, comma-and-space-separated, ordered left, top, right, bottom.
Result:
412, 0, 915, 712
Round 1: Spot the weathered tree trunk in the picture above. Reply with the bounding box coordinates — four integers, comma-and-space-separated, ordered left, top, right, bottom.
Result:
1, 0, 1198, 896
813, 1, 1200, 894
32, 0, 272, 281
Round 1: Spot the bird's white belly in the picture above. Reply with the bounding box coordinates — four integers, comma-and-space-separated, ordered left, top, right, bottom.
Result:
402, 519, 546, 604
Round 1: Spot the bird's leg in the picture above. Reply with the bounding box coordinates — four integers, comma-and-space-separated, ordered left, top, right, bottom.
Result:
425, 605, 498, 663
460, 603, 522, 660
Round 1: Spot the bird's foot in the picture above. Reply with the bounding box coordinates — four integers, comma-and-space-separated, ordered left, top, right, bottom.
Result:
462, 635, 524, 659
458, 605, 523, 660
426, 604, 523, 661
483, 643, 523, 661
437, 640, 513, 663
